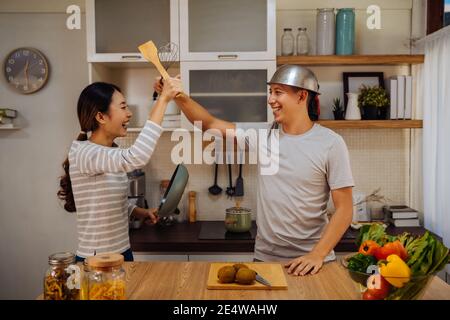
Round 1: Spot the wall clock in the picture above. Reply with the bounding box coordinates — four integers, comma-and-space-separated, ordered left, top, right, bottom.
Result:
4, 47, 49, 94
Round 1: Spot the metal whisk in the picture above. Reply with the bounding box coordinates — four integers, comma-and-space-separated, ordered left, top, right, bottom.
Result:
153, 42, 179, 100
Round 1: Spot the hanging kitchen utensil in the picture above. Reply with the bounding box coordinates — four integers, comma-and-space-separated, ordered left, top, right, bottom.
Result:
152, 42, 179, 101
226, 164, 235, 198
208, 163, 222, 195
138, 40, 184, 98
234, 164, 244, 197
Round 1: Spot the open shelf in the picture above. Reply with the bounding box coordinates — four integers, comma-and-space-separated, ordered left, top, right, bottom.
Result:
277, 55, 425, 66
316, 120, 423, 129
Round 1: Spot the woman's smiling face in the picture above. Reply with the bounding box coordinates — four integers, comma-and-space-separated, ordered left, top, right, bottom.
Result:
101, 90, 132, 138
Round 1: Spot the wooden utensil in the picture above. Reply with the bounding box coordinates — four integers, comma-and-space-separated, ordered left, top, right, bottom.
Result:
138, 40, 184, 98
207, 262, 288, 290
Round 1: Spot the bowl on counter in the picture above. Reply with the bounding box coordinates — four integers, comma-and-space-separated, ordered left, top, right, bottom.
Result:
341, 253, 436, 300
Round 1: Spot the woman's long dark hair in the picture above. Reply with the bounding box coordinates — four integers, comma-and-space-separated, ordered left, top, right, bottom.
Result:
58, 82, 121, 212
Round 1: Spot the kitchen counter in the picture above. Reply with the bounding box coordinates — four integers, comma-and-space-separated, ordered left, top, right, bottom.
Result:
130, 221, 434, 253
111, 261, 450, 299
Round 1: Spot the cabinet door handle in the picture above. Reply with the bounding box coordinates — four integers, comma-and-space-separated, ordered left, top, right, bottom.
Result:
218, 54, 238, 60
121, 55, 142, 60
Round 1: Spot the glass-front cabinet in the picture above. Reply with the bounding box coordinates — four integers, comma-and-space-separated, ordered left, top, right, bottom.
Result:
86, 0, 179, 62
180, 61, 276, 130
179, 0, 276, 61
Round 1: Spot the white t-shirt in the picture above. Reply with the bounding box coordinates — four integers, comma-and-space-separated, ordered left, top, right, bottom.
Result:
235, 122, 354, 262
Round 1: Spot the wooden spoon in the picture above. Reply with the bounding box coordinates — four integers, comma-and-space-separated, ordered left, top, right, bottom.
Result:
138, 40, 184, 98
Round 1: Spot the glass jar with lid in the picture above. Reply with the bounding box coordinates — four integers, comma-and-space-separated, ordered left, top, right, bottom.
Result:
80, 259, 90, 300
296, 27, 310, 55
86, 253, 126, 300
43, 252, 80, 300
281, 28, 295, 56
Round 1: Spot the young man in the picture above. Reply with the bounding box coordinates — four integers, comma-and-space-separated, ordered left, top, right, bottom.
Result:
156, 65, 354, 276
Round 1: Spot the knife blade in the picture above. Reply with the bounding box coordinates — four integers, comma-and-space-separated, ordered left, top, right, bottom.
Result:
255, 273, 272, 287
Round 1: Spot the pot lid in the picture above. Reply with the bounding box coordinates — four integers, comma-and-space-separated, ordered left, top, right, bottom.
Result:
226, 207, 251, 214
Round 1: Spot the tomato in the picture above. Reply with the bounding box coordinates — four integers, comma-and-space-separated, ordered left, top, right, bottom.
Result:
366, 275, 390, 299
362, 290, 381, 300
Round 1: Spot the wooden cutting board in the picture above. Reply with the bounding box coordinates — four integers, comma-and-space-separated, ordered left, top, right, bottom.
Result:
207, 263, 288, 290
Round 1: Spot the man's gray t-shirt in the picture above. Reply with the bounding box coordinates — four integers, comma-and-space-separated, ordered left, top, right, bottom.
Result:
235, 122, 354, 262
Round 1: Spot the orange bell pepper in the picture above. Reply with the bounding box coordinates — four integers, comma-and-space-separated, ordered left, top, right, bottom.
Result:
374, 240, 408, 261
358, 240, 380, 256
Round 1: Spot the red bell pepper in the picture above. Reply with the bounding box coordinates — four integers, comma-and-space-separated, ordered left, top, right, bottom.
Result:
374, 240, 408, 261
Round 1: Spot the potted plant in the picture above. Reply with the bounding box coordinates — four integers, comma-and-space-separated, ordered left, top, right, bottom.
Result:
332, 97, 345, 120
358, 85, 389, 120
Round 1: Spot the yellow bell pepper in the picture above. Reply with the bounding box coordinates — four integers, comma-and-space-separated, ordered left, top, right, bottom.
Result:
379, 254, 411, 288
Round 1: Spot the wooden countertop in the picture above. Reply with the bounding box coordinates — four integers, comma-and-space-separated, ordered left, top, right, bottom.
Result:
130, 221, 432, 253
120, 261, 450, 300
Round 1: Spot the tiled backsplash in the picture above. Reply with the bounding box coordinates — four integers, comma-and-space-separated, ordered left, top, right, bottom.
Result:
117, 128, 410, 221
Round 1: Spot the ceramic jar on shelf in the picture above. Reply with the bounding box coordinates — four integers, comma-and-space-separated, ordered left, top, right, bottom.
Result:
345, 93, 361, 120
335, 8, 356, 55
316, 8, 335, 55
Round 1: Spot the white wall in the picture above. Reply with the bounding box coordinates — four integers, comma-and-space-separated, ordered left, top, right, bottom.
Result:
0, 0, 87, 299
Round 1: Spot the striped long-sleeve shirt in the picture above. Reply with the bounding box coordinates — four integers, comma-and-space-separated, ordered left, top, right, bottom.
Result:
68, 120, 163, 258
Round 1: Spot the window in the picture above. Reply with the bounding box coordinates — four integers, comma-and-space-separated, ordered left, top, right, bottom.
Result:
427, 0, 449, 34
445, 0, 450, 27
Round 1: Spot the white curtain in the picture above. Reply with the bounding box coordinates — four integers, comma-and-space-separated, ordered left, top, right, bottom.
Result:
420, 26, 450, 248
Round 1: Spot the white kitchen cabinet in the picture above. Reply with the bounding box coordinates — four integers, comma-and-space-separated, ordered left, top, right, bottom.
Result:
180, 60, 276, 130
86, 0, 179, 62
179, 0, 276, 61
188, 253, 254, 262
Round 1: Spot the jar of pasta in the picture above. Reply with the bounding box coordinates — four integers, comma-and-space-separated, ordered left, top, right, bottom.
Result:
86, 253, 126, 300
80, 259, 90, 300
43, 252, 81, 300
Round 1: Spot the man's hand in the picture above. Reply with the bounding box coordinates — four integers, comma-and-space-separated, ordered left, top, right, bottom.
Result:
284, 252, 325, 276
144, 208, 159, 225
153, 75, 181, 98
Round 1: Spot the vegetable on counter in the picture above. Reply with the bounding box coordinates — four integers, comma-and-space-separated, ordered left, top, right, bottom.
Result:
347, 253, 377, 273
374, 240, 408, 261
358, 240, 380, 256
379, 254, 411, 288
352, 224, 450, 300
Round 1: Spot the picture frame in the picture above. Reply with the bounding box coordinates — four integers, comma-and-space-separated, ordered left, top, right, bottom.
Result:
343, 72, 385, 107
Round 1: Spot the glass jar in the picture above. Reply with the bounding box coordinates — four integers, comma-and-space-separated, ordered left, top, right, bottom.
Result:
43, 252, 80, 300
316, 8, 335, 55
80, 259, 90, 300
281, 28, 295, 56
335, 8, 355, 55
87, 253, 126, 300
296, 28, 310, 55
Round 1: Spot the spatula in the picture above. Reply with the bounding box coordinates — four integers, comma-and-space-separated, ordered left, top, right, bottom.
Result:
138, 40, 184, 98
234, 164, 244, 197
234, 151, 244, 197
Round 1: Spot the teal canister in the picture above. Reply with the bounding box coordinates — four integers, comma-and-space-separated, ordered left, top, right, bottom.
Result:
335, 8, 355, 55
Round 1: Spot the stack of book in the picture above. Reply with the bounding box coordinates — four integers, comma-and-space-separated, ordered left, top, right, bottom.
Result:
384, 205, 421, 227
387, 75, 413, 120
0, 108, 17, 128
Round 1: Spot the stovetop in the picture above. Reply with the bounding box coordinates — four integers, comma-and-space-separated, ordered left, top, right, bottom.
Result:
198, 221, 257, 240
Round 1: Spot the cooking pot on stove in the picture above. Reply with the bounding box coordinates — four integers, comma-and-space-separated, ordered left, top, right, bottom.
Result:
225, 207, 252, 233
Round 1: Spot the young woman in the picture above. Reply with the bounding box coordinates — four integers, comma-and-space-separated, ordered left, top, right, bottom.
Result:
155, 65, 354, 276
58, 79, 182, 262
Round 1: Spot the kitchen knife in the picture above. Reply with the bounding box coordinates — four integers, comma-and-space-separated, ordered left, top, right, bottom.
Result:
255, 273, 271, 287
